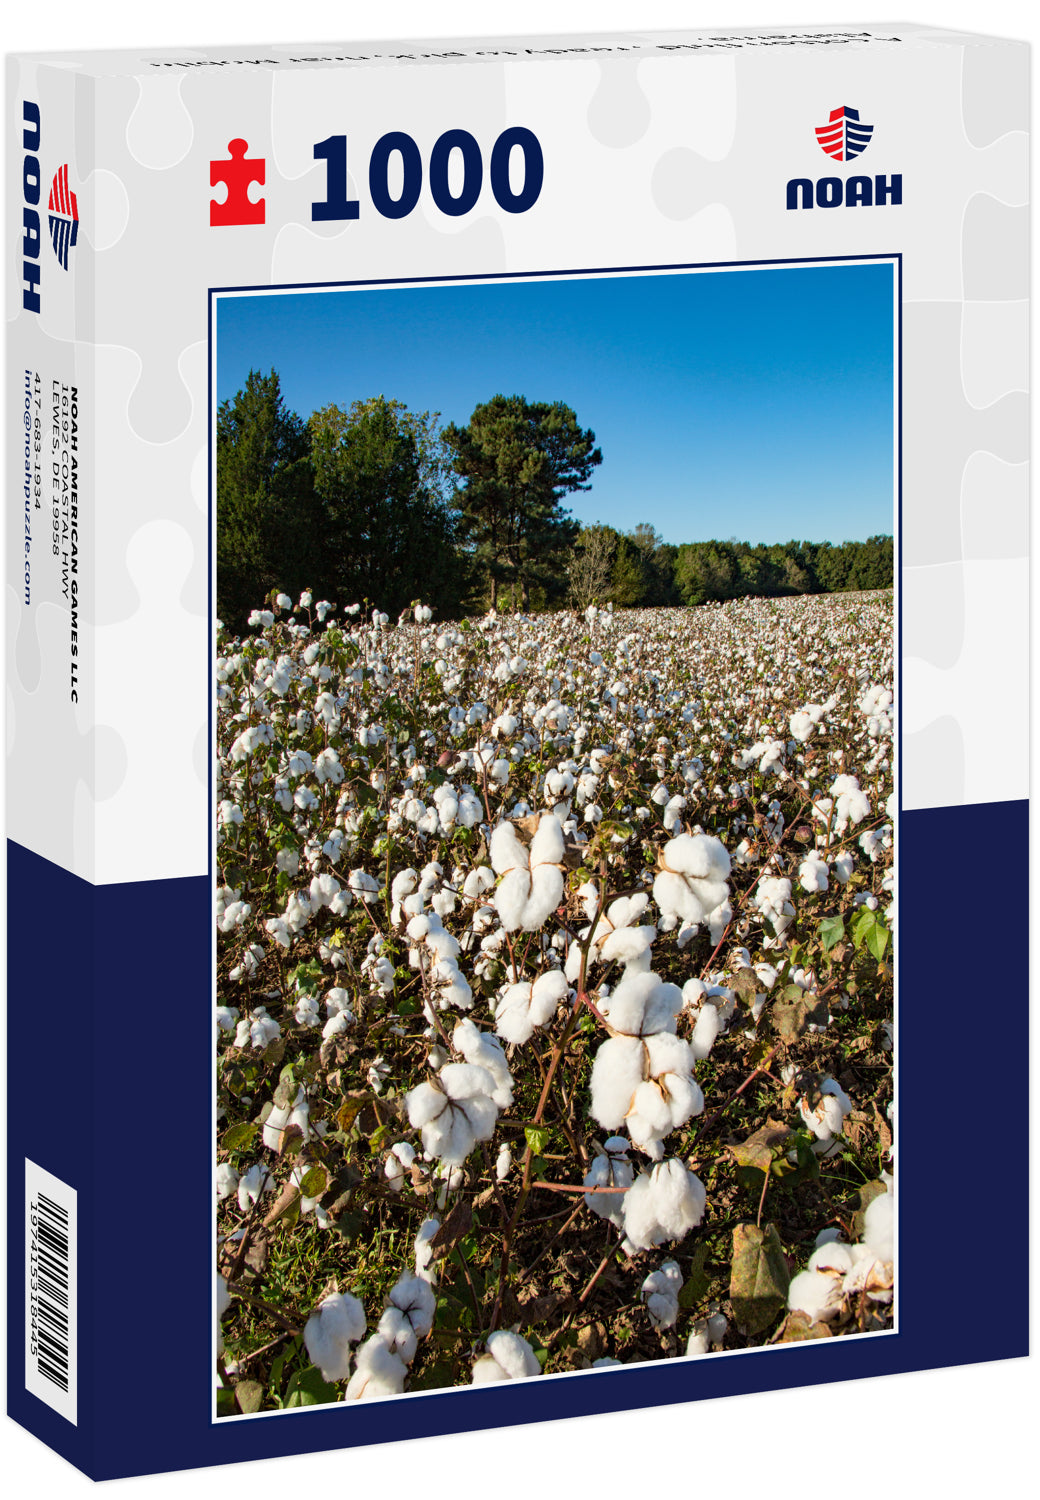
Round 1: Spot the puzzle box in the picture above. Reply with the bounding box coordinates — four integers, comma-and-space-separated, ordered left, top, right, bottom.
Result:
5, 22, 1029, 1480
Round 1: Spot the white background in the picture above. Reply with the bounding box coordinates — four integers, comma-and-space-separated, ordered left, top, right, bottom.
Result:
1, 2, 1036, 1497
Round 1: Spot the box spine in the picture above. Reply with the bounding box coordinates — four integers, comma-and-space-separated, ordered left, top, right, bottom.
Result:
6, 56, 97, 1478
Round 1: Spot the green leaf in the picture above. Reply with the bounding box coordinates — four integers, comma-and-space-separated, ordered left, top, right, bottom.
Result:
298, 1165, 327, 1199
777, 1311, 832, 1343
818, 915, 845, 953
284, 1365, 339, 1407
866, 916, 890, 962
235, 1380, 264, 1414
848, 1179, 889, 1240
852, 906, 876, 954
729, 1222, 790, 1336
221, 1121, 258, 1153
677, 1240, 711, 1308
524, 1126, 550, 1156
290, 958, 324, 998
771, 988, 828, 1043
730, 968, 764, 1005
216, 1387, 237, 1418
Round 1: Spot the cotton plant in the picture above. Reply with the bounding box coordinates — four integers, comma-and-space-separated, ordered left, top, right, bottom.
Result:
787, 1181, 894, 1325
489, 814, 565, 932
470, 1331, 541, 1384
589, 970, 703, 1157
494, 969, 570, 1045
262, 1084, 310, 1150
798, 1076, 852, 1153
216, 590, 893, 1393
641, 1259, 683, 1329
622, 1158, 707, 1252
304, 1291, 366, 1381
405, 1062, 503, 1167
582, 1137, 634, 1228
653, 833, 732, 935
564, 889, 657, 981
686, 1312, 728, 1356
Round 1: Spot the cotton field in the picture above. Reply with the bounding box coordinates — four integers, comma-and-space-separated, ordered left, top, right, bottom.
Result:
215, 591, 895, 1412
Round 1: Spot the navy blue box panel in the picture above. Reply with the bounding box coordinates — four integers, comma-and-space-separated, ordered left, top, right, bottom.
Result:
6, 800, 1028, 1479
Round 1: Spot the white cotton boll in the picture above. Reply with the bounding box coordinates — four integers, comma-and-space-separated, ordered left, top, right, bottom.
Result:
664, 832, 732, 883
250, 1012, 282, 1048
787, 1268, 844, 1322
237, 1162, 274, 1211
405, 1063, 500, 1166
495, 866, 531, 933
470, 1331, 541, 1384
463, 866, 496, 900
862, 1190, 894, 1263
345, 1335, 408, 1399
799, 1077, 852, 1143
690, 1001, 721, 1061
452, 1019, 514, 1108
530, 814, 565, 868
496, 1143, 513, 1181
414, 1218, 441, 1282
653, 869, 705, 927
798, 851, 829, 893
607, 969, 682, 1038
378, 1273, 437, 1364
831, 774, 871, 827
490, 821, 527, 875
457, 791, 483, 828
624, 1031, 703, 1157
589, 1035, 645, 1131
495, 970, 569, 1046
622, 1159, 707, 1251
663, 795, 686, 833
368, 1056, 391, 1094
685, 1326, 710, 1356
304, 1291, 367, 1381
216, 1006, 240, 1031
322, 1012, 352, 1041
325, 987, 354, 1018
263, 1088, 310, 1152
216, 1162, 240, 1200
831, 850, 855, 884
582, 1142, 633, 1226
808, 1241, 856, 1275
523, 862, 564, 929
294, 995, 320, 1027
531, 967, 570, 1017
682, 977, 707, 1011
391, 868, 419, 905
599, 925, 656, 969
706, 1312, 728, 1344
641, 1259, 683, 1329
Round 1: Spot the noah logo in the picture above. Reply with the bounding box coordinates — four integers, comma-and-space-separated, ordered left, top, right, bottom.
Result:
815, 105, 874, 162
787, 104, 901, 210
48, 164, 79, 269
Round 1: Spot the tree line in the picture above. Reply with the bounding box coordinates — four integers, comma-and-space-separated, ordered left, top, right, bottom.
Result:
217, 370, 892, 631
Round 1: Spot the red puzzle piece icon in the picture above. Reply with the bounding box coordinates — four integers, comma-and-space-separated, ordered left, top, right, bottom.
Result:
210, 139, 265, 226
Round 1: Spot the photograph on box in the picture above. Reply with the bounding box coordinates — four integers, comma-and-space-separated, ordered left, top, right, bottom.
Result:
213, 260, 896, 1412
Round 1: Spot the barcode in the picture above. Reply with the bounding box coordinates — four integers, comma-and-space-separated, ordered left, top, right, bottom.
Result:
25, 1159, 77, 1425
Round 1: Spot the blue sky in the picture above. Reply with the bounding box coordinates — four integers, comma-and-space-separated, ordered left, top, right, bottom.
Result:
216, 262, 895, 546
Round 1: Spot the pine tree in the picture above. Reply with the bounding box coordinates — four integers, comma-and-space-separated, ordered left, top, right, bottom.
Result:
216, 369, 316, 632
444, 395, 599, 610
